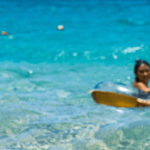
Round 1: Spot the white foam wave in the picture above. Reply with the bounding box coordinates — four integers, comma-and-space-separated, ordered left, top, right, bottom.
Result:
56, 90, 70, 98
122, 46, 142, 54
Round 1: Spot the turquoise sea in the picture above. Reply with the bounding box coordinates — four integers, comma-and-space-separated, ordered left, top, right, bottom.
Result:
1, 0, 150, 149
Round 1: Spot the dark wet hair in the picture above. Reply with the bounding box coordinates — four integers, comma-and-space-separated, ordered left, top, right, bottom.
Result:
134, 60, 150, 82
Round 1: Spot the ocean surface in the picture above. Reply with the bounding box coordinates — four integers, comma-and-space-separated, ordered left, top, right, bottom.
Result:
1, 0, 150, 149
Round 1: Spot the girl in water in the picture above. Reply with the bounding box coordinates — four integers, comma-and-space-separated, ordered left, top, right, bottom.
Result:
133, 60, 150, 93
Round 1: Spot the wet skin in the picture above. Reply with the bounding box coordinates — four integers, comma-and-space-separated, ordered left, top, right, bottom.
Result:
136, 64, 150, 86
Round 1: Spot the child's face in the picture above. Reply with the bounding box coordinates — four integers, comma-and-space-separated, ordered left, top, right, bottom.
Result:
136, 64, 150, 83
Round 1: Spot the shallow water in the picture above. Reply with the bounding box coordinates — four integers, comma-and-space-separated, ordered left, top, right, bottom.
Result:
1, 0, 150, 149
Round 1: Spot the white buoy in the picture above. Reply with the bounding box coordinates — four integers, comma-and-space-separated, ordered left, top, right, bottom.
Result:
57, 25, 64, 30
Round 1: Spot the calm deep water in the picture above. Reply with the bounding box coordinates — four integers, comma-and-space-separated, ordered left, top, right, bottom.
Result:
1, 0, 150, 149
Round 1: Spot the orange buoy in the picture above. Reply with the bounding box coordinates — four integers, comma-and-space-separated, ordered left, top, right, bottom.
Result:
1, 31, 9, 36
57, 25, 64, 30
